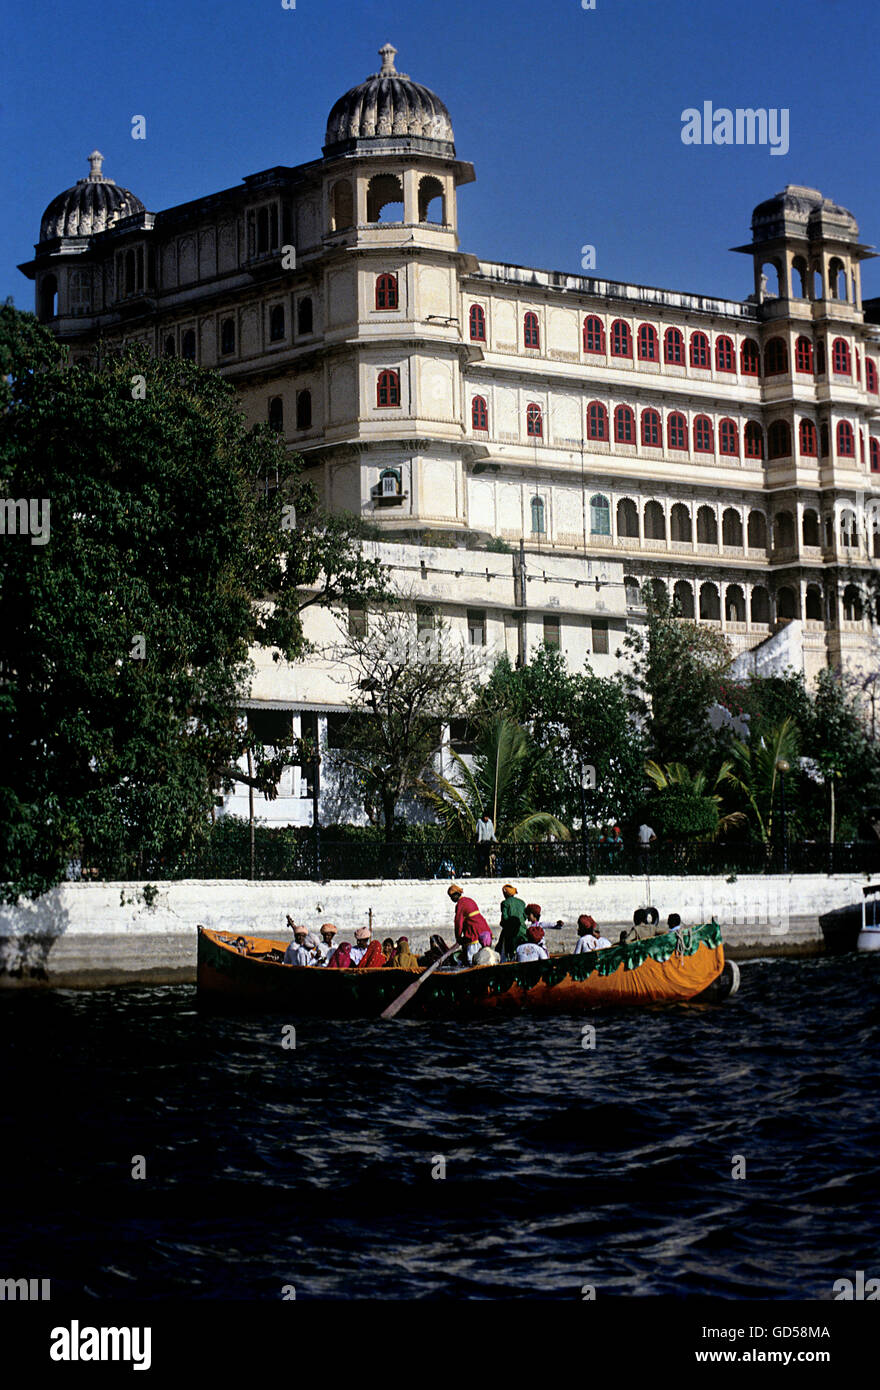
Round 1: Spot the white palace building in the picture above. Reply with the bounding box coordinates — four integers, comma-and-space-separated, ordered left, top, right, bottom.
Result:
19, 44, 880, 825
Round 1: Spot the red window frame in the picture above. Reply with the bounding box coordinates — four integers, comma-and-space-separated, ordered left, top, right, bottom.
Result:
871, 437, 880, 472
641, 408, 661, 446
795, 337, 814, 374
767, 420, 791, 459
667, 411, 688, 450
583, 315, 605, 353
469, 304, 486, 341
715, 336, 735, 372
744, 421, 763, 459
719, 419, 738, 456
799, 419, 817, 456
740, 339, 760, 377
868, 360, 879, 394
375, 273, 398, 310
614, 404, 635, 443
664, 327, 684, 365
832, 338, 851, 375
587, 401, 608, 440
765, 338, 788, 375
637, 324, 658, 361
610, 320, 632, 358
523, 312, 540, 349
526, 402, 543, 436
376, 369, 400, 407
694, 415, 714, 453
471, 395, 488, 431
689, 332, 710, 369
837, 420, 855, 456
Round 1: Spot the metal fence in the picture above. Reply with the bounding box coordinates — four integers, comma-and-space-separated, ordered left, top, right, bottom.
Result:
73, 838, 880, 882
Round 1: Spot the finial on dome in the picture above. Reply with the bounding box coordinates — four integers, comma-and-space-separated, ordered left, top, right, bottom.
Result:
87, 150, 104, 181
379, 43, 398, 76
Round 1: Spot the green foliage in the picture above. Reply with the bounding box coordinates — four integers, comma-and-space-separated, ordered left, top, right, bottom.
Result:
650, 785, 719, 838
726, 718, 800, 846
0, 305, 385, 900
644, 759, 744, 837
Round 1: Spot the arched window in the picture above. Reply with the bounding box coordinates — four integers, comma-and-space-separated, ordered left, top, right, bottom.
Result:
469, 304, 486, 341
375, 273, 398, 310
617, 498, 639, 537
614, 404, 635, 443
39, 274, 58, 321
725, 584, 746, 623
610, 320, 632, 358
583, 315, 605, 353
220, 318, 235, 355
670, 502, 692, 542
181, 329, 196, 361
163, 334, 175, 357
839, 510, 857, 548
674, 580, 694, 618
867, 360, 878, 394
795, 336, 813, 374
297, 297, 313, 335
667, 411, 688, 450
268, 396, 284, 431
641, 408, 661, 446
590, 494, 611, 536
472, 395, 488, 431
832, 337, 851, 375
805, 585, 822, 621
296, 390, 312, 430
269, 304, 285, 341
367, 173, 404, 223
587, 401, 608, 440
624, 576, 641, 607
744, 421, 764, 459
715, 335, 735, 372
802, 509, 820, 547
643, 500, 665, 540
751, 586, 770, 623
765, 338, 788, 375
748, 511, 767, 550
871, 438, 880, 473
526, 402, 543, 437
697, 506, 718, 545
740, 338, 760, 376
767, 420, 791, 459
719, 418, 738, 455
689, 331, 710, 368
530, 496, 546, 534
722, 508, 743, 547
837, 421, 855, 456
637, 324, 658, 361
699, 582, 720, 620
523, 312, 540, 348
664, 327, 684, 365
694, 415, 714, 453
799, 419, 817, 456
330, 178, 354, 231
776, 586, 796, 621
377, 369, 400, 407
418, 175, 445, 223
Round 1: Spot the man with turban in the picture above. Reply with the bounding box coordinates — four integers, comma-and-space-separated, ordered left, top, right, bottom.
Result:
498, 884, 529, 961
515, 924, 549, 963
447, 884, 489, 965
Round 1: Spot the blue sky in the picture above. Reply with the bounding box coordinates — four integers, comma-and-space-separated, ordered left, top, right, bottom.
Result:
3, 0, 879, 307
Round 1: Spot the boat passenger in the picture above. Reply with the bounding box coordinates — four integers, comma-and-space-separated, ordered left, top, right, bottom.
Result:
498, 884, 528, 960
667, 913, 682, 933
381, 937, 396, 963
350, 925, 372, 966
515, 924, 549, 962
474, 933, 501, 966
573, 914, 598, 953
326, 941, 353, 969
392, 936, 421, 969
418, 934, 452, 967
447, 883, 489, 965
357, 940, 386, 969
284, 932, 320, 966
315, 922, 338, 964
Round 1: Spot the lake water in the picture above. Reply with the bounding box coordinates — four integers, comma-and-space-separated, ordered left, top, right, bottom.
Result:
2, 954, 878, 1300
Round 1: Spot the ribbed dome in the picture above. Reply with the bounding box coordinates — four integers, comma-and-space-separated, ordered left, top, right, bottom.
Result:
40, 151, 145, 242
324, 44, 454, 155
751, 185, 858, 241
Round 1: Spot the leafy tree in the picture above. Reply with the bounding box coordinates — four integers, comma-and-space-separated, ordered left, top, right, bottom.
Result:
419, 716, 570, 842
725, 718, 800, 847
328, 606, 484, 842
0, 306, 386, 899
644, 760, 745, 838
619, 585, 731, 765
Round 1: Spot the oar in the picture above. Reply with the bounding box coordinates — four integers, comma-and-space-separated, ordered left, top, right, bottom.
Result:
380, 946, 459, 1020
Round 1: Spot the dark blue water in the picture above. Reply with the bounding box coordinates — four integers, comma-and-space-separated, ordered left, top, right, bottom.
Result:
2, 955, 879, 1300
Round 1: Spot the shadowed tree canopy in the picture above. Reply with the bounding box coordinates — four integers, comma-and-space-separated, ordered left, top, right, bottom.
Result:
0, 305, 386, 900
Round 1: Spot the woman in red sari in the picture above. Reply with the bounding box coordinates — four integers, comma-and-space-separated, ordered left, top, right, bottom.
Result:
326, 942, 352, 969
356, 940, 386, 969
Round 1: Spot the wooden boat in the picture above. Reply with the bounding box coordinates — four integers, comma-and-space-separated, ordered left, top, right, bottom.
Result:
196, 921, 738, 1018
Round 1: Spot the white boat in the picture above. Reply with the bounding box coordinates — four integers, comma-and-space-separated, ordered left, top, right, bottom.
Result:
858, 883, 880, 951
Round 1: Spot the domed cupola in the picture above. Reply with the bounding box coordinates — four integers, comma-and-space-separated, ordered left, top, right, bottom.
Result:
324, 44, 455, 157
39, 151, 145, 242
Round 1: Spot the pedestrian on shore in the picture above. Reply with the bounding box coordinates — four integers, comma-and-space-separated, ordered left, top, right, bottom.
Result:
476, 812, 497, 875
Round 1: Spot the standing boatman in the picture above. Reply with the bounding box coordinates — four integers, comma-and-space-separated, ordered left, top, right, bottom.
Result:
498, 883, 528, 961
447, 883, 489, 965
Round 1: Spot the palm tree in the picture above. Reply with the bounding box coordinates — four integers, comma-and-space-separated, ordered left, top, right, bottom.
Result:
725, 717, 799, 846
644, 759, 746, 838
419, 716, 570, 842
